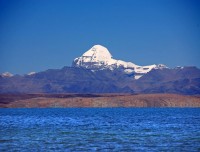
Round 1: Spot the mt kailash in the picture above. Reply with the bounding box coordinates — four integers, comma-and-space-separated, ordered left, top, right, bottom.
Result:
73, 45, 167, 79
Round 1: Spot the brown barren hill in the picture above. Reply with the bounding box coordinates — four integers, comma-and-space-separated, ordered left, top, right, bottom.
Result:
0, 94, 200, 108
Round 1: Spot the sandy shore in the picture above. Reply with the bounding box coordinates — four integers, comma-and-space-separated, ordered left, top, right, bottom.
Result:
0, 93, 200, 108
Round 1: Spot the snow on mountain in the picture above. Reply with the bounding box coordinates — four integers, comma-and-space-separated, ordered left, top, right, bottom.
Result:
27, 72, 36, 76
73, 45, 117, 69
73, 45, 167, 79
1, 72, 13, 77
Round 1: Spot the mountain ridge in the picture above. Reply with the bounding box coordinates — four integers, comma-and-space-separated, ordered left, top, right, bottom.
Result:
0, 45, 200, 95
72, 45, 168, 79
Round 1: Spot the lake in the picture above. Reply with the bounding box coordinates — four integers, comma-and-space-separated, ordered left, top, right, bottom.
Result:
0, 108, 200, 151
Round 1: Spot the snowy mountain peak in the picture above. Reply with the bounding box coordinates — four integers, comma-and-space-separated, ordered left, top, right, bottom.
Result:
27, 72, 36, 76
72, 45, 167, 79
1, 72, 13, 77
81, 45, 112, 63
83, 45, 112, 58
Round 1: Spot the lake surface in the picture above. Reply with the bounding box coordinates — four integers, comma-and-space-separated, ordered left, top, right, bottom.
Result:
0, 108, 200, 151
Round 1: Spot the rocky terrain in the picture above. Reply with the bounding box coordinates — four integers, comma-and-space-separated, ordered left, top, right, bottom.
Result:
1, 66, 200, 94
0, 94, 200, 108
1, 45, 200, 95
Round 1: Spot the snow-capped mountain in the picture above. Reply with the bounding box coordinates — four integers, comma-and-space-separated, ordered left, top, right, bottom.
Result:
27, 72, 36, 76
0, 72, 13, 78
73, 45, 167, 79
0, 44, 199, 95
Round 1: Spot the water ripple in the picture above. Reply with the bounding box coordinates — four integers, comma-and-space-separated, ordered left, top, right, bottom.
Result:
0, 108, 200, 151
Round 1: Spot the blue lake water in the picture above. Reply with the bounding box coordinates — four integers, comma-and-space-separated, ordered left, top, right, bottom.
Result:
0, 108, 200, 151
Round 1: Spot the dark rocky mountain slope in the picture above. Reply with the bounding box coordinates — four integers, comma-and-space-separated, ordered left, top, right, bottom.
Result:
1, 45, 200, 95
0, 67, 133, 93
0, 66, 200, 94
131, 66, 200, 94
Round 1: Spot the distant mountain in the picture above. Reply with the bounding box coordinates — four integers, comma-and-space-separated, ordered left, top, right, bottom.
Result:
0, 67, 133, 93
73, 45, 167, 79
27, 72, 36, 76
131, 66, 200, 94
0, 72, 13, 78
0, 45, 200, 94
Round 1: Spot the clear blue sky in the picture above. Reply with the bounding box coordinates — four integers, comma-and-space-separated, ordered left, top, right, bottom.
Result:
0, 0, 200, 74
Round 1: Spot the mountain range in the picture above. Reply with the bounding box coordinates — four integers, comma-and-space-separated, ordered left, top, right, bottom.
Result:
1, 45, 200, 94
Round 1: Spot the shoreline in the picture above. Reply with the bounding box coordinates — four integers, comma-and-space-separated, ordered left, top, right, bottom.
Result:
0, 93, 200, 108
